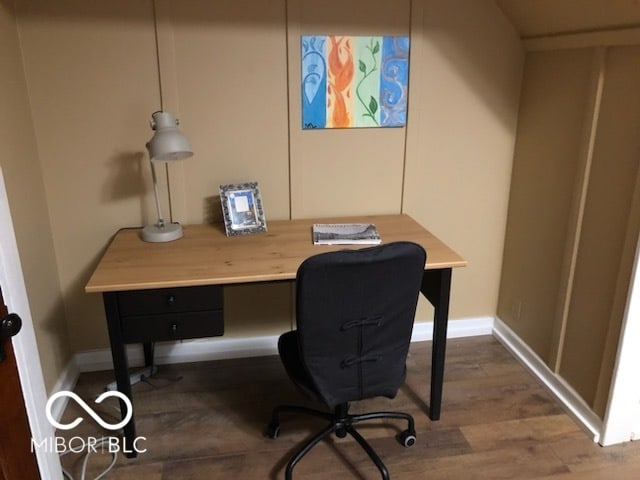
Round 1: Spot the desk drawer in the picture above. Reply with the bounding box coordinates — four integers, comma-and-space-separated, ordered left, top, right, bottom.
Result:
117, 285, 223, 316
121, 310, 224, 343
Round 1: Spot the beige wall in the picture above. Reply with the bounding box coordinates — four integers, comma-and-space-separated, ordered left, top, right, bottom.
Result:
12, 0, 523, 359
498, 49, 595, 363
0, 0, 70, 392
497, 0, 640, 38
288, 0, 411, 219
16, 0, 162, 350
498, 42, 640, 417
562, 46, 640, 415
404, 0, 523, 320
166, 0, 293, 336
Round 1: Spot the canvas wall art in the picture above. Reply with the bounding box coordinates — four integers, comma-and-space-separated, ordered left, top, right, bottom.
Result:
301, 35, 410, 129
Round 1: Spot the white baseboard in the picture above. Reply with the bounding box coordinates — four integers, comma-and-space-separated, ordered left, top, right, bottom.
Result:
53, 316, 494, 421
69, 316, 494, 376
55, 316, 604, 445
74, 334, 282, 373
493, 317, 602, 443
411, 315, 495, 342
47, 356, 80, 422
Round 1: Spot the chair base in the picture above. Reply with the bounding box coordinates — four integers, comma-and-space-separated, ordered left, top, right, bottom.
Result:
266, 403, 416, 480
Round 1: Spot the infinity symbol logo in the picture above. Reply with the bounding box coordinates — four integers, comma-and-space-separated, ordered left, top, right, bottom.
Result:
46, 391, 133, 431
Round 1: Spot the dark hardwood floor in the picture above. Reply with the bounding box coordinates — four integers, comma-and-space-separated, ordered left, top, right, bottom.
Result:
58, 336, 640, 479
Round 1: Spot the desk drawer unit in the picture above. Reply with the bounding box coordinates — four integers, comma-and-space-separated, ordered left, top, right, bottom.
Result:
116, 285, 224, 343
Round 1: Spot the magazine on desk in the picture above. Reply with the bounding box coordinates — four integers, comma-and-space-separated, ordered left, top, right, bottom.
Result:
312, 223, 381, 245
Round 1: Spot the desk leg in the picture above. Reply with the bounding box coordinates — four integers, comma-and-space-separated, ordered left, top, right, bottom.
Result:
421, 268, 452, 421
143, 342, 154, 367
103, 293, 138, 458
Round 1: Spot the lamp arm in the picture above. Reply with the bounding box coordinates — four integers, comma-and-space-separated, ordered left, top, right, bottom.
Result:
149, 160, 165, 228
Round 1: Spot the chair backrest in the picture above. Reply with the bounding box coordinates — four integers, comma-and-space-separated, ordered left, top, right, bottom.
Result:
295, 241, 426, 409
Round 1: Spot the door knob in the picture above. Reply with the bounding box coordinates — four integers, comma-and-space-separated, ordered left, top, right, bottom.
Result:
1, 313, 22, 338
0, 313, 22, 363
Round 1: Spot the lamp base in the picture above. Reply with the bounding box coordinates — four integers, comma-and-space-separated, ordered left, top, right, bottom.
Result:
142, 222, 183, 242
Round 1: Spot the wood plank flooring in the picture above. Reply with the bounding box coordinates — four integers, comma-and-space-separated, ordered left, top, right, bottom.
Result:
58, 336, 640, 479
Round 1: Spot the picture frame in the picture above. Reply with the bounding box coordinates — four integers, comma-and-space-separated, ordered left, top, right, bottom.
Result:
219, 182, 267, 236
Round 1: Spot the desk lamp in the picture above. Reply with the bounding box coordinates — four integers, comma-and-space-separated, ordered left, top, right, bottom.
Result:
142, 110, 193, 242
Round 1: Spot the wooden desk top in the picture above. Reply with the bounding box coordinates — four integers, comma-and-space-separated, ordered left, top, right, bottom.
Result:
85, 214, 466, 293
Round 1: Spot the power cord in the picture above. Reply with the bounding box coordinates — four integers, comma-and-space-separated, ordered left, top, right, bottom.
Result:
60, 437, 118, 480
58, 393, 123, 480
105, 365, 158, 391
59, 367, 183, 479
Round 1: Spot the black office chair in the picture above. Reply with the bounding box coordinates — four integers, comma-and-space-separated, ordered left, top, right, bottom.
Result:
266, 241, 427, 480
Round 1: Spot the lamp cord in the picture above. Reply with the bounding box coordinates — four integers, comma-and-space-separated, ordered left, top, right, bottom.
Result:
152, 0, 164, 111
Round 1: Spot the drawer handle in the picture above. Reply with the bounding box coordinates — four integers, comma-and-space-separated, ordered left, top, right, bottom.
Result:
167, 295, 176, 306
170, 323, 178, 335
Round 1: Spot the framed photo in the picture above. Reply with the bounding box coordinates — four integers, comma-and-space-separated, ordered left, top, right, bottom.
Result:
219, 182, 267, 236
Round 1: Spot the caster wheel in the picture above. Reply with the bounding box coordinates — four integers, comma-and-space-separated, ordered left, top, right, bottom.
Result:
266, 420, 280, 439
399, 430, 416, 447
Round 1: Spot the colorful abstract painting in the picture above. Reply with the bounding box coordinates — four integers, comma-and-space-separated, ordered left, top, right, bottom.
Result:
301, 35, 410, 129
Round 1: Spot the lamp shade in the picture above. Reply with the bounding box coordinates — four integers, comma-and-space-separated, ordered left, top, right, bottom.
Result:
146, 111, 193, 162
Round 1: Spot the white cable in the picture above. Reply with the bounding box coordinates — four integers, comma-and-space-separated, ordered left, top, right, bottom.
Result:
59, 436, 118, 480
60, 366, 176, 479
59, 391, 123, 480
105, 365, 158, 391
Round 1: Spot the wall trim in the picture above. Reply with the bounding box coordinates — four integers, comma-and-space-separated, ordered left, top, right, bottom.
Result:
524, 27, 640, 52
493, 317, 602, 443
74, 334, 282, 373
0, 168, 62, 478
600, 230, 640, 446
47, 357, 80, 422
411, 315, 495, 342
59, 315, 607, 446
69, 316, 495, 375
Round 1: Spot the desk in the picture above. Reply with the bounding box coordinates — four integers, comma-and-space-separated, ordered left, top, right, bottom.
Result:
86, 214, 465, 455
